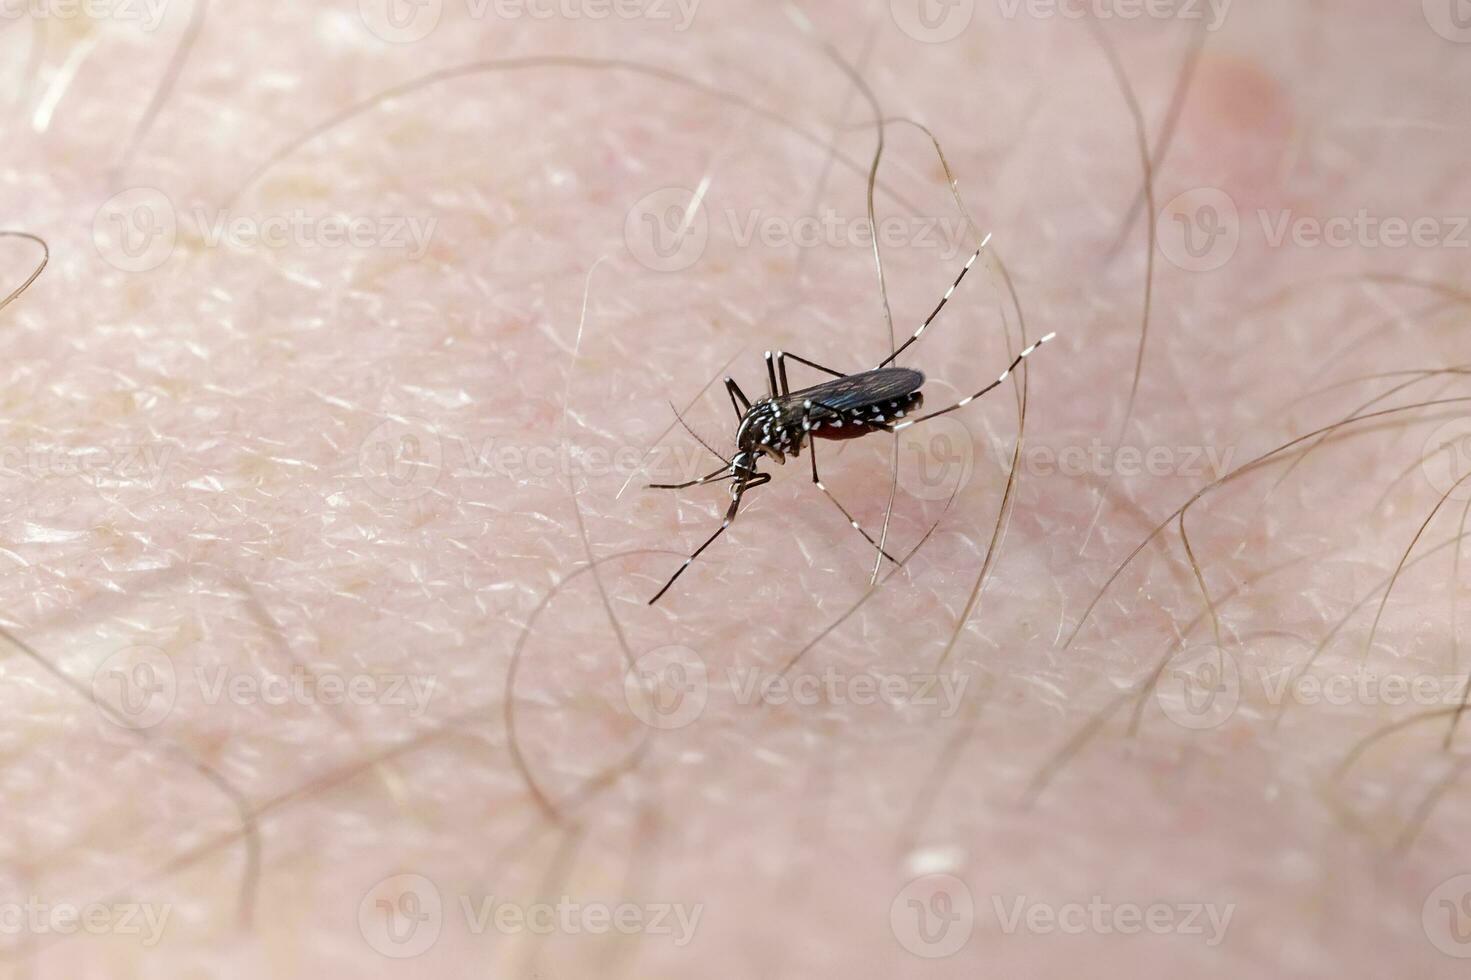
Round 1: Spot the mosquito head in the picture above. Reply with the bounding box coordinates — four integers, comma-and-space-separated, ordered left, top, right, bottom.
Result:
734, 400, 789, 465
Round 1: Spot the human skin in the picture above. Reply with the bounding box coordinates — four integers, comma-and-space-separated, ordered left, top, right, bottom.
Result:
1, 0, 1470, 976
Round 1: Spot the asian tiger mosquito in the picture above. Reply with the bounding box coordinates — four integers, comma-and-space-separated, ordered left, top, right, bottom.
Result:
647, 245, 1056, 604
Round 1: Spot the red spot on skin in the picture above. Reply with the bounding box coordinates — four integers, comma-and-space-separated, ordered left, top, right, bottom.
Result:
1177, 55, 1296, 199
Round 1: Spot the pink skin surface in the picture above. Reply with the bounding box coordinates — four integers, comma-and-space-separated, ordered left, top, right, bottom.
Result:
1, 0, 1470, 976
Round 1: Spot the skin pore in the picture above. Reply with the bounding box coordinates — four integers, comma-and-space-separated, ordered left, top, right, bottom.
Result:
2, 1, 1471, 977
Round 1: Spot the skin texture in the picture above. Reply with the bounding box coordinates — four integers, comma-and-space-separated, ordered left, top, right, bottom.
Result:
2, 0, 1471, 976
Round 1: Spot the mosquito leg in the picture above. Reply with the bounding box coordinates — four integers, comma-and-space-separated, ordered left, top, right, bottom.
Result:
807, 435, 899, 564
649, 474, 769, 604
776, 350, 847, 396
764, 350, 779, 399
874, 240, 989, 370
647, 463, 733, 491
725, 376, 751, 422
889, 333, 1057, 430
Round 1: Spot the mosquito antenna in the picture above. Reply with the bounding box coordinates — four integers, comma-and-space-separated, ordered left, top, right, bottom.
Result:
668, 400, 731, 467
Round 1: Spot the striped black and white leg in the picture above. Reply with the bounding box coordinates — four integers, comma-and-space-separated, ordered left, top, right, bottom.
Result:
889, 332, 1056, 430
648, 473, 770, 604
805, 434, 899, 564
874, 235, 991, 370
776, 350, 847, 396
648, 463, 734, 491
725, 376, 752, 422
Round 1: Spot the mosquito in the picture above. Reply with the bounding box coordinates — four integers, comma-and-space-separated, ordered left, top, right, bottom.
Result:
647, 246, 1056, 604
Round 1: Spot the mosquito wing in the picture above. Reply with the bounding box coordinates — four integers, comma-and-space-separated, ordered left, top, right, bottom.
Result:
776, 367, 925, 415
